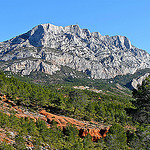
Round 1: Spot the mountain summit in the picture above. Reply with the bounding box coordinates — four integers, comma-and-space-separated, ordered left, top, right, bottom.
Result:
0, 24, 150, 79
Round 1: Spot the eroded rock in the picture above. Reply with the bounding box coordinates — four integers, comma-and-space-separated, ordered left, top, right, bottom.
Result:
0, 24, 150, 79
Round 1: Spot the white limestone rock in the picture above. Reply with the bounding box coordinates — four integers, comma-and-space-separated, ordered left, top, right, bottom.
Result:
5, 59, 60, 75
0, 23, 150, 79
131, 73, 150, 90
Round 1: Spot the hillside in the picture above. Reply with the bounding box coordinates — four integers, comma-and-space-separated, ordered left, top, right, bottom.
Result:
0, 71, 150, 149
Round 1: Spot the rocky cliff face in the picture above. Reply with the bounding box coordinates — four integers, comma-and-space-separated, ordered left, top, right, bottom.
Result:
131, 73, 150, 90
0, 24, 150, 79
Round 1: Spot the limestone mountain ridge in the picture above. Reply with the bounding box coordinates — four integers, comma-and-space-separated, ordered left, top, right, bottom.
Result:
0, 23, 150, 79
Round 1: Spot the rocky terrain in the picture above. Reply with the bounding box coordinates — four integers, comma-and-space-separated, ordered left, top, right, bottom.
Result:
130, 73, 150, 90
0, 24, 150, 79
0, 94, 110, 144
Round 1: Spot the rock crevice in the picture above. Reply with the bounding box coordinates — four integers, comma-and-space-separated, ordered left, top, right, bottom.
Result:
0, 24, 150, 79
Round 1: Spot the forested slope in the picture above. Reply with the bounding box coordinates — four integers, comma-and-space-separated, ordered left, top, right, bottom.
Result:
0, 71, 150, 149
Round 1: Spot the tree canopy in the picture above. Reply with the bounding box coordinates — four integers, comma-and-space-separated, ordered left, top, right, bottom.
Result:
132, 75, 150, 124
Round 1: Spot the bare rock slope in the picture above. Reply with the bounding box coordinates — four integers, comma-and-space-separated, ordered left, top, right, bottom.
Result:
0, 24, 150, 79
131, 73, 150, 90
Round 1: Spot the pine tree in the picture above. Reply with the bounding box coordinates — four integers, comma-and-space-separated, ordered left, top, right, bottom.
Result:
105, 123, 127, 150
132, 75, 150, 124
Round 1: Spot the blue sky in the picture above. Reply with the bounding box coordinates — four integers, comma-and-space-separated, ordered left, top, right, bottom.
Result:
0, 0, 150, 54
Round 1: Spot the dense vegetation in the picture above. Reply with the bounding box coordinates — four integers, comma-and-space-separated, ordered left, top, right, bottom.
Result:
0, 71, 133, 123
19, 68, 150, 90
0, 111, 130, 149
132, 75, 150, 124
0, 71, 150, 149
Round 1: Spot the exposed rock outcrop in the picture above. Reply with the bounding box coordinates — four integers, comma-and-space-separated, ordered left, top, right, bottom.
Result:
5, 59, 60, 75
39, 110, 110, 141
0, 95, 110, 142
0, 24, 150, 79
131, 73, 150, 90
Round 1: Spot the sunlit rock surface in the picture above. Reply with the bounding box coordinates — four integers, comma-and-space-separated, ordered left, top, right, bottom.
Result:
0, 24, 150, 79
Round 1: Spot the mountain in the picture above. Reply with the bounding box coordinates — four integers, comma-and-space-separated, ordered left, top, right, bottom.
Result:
0, 24, 150, 79
130, 73, 150, 90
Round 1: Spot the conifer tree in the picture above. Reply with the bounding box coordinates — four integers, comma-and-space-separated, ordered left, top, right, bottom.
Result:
132, 75, 150, 124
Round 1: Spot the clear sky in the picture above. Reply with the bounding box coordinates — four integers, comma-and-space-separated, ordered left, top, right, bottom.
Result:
0, 0, 150, 54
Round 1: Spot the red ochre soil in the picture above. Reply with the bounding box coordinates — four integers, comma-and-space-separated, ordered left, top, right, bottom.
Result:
0, 94, 110, 142
39, 109, 110, 141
